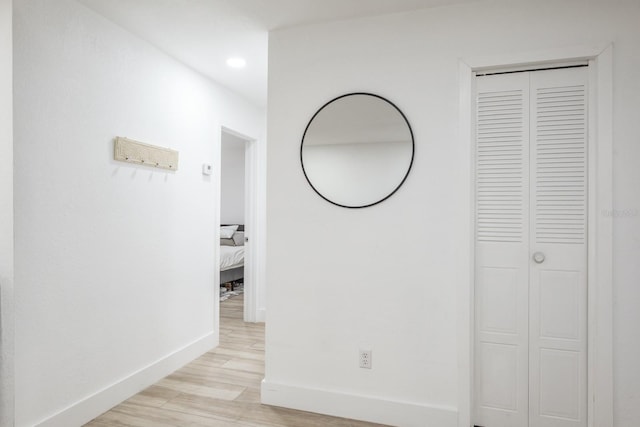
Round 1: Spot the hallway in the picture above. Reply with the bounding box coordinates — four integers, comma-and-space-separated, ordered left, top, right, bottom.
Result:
86, 296, 385, 426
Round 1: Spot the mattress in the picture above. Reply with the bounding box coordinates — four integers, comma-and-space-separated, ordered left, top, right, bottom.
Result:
220, 245, 245, 271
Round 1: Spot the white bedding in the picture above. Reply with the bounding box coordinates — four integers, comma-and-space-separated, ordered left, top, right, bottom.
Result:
220, 245, 245, 271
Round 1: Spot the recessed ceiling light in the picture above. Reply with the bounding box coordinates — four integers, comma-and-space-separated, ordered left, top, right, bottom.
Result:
226, 57, 246, 69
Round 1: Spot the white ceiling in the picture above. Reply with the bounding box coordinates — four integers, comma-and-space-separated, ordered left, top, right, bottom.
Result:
77, 0, 478, 107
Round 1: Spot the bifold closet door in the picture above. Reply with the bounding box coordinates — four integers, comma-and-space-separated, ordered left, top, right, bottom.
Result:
474, 67, 587, 427
528, 68, 588, 427
474, 72, 531, 427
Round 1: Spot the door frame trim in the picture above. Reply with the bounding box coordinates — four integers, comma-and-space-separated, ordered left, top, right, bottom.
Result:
458, 44, 613, 427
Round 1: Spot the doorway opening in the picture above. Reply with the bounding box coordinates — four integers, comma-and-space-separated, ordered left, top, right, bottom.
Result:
218, 127, 259, 325
220, 130, 246, 298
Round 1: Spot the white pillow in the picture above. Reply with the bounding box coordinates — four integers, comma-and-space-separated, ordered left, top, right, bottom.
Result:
220, 225, 239, 238
232, 231, 244, 246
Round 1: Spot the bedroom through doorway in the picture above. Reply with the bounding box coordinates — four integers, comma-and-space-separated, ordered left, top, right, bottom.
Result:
218, 127, 257, 326
220, 131, 246, 304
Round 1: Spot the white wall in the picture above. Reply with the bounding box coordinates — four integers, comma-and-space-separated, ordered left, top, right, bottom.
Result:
221, 132, 246, 225
13, 0, 265, 425
265, 1, 640, 426
0, 0, 14, 426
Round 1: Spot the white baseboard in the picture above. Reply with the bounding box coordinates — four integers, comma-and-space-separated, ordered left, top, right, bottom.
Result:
261, 379, 458, 427
36, 332, 217, 427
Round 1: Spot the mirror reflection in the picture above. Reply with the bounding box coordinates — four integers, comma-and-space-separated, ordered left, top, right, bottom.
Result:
301, 93, 414, 208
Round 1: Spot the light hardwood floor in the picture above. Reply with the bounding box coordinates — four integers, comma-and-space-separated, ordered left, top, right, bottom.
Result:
85, 294, 388, 426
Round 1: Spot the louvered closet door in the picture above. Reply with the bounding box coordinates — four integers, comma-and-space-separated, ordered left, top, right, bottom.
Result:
528, 67, 587, 427
474, 72, 531, 427
474, 67, 587, 427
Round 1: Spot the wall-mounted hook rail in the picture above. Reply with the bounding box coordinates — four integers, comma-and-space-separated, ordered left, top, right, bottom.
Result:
114, 136, 179, 171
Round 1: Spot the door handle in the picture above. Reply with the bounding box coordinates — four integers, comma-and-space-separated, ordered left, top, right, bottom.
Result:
533, 252, 545, 264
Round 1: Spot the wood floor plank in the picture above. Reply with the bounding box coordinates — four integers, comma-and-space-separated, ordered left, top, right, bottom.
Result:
106, 402, 235, 426
200, 346, 263, 361
156, 377, 245, 401
124, 385, 181, 409
85, 294, 388, 426
220, 357, 265, 374
177, 366, 264, 389
160, 393, 250, 422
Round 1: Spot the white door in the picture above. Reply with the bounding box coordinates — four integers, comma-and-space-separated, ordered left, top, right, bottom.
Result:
474, 67, 588, 427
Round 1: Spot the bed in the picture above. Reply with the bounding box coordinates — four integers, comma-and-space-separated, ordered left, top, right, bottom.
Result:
220, 224, 244, 289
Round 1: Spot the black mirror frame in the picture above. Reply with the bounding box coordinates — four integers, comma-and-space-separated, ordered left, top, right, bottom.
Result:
300, 92, 415, 209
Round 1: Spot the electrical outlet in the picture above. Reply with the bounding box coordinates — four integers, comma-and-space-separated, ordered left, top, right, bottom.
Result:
359, 349, 372, 369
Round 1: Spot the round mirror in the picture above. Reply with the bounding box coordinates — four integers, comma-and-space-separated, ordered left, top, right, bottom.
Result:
301, 93, 414, 208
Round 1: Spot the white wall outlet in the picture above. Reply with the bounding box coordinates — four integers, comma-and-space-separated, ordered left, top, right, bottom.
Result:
359, 349, 372, 369
202, 163, 213, 175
